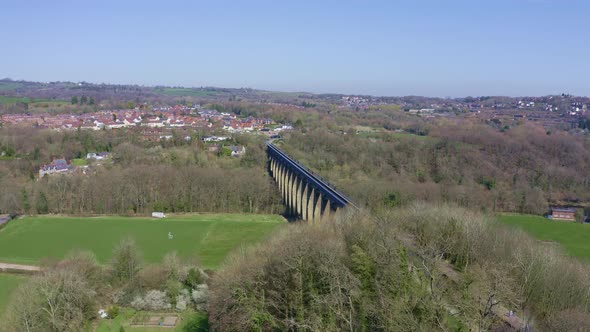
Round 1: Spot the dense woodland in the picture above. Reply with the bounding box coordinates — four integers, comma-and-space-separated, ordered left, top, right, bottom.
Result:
209, 205, 590, 331
282, 120, 590, 215
2, 100, 590, 217
0, 128, 283, 216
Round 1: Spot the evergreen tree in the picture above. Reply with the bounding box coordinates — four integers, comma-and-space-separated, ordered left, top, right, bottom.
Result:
21, 188, 30, 213
36, 191, 49, 214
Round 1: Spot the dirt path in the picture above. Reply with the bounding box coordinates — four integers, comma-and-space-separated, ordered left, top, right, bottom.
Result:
0, 262, 41, 273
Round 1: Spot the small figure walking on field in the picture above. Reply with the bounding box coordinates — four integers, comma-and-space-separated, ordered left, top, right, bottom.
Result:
168, 232, 173, 240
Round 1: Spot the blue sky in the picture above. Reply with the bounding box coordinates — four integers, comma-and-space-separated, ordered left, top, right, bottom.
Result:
1, 0, 588, 97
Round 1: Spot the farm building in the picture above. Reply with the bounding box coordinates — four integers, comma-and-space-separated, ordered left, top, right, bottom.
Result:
550, 207, 576, 221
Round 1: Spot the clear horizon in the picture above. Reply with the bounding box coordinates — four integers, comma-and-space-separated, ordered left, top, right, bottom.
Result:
1, 0, 589, 97
2, 77, 583, 99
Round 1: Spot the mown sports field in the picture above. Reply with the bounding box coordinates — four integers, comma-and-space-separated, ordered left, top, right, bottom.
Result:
0, 214, 285, 269
498, 214, 590, 261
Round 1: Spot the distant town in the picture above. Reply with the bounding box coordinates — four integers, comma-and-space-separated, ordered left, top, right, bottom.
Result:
0, 105, 293, 141
1, 79, 588, 134
338, 94, 589, 129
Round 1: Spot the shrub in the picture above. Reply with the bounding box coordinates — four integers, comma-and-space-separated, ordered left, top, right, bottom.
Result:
107, 305, 120, 319
131, 290, 171, 311
191, 284, 209, 311
166, 280, 182, 305
138, 264, 168, 290
182, 313, 209, 332
184, 267, 204, 289
111, 238, 143, 285
176, 289, 190, 311
130, 295, 146, 310
58, 251, 104, 288
163, 251, 182, 280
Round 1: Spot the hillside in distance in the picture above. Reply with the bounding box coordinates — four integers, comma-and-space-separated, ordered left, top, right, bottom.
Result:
2, 78, 589, 120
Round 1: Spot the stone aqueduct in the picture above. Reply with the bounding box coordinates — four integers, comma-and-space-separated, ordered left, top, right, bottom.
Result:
267, 142, 355, 222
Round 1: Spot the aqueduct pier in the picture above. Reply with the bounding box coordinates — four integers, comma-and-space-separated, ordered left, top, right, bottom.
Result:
267, 142, 356, 222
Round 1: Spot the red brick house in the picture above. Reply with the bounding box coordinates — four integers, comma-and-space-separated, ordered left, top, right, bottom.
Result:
550, 207, 576, 221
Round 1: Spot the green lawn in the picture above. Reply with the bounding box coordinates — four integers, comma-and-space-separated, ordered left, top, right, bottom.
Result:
95, 309, 208, 332
73, 158, 88, 166
0, 274, 27, 314
0, 214, 285, 268
498, 214, 590, 261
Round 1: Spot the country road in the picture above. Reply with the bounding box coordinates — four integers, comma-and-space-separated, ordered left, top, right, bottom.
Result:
0, 262, 41, 273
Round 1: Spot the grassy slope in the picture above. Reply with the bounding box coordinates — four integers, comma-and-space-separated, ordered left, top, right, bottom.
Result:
499, 214, 590, 260
0, 214, 285, 269
0, 274, 27, 314
0, 82, 22, 91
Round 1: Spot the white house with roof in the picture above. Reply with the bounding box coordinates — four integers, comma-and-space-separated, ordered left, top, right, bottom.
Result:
230, 145, 246, 157
39, 159, 74, 177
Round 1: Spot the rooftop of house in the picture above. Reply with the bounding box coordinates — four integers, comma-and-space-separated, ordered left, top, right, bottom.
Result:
230, 145, 245, 153
551, 207, 577, 213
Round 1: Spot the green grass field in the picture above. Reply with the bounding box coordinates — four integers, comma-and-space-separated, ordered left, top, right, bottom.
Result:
0, 214, 285, 268
498, 214, 590, 261
0, 96, 32, 104
157, 88, 224, 97
0, 274, 27, 314
0, 95, 64, 105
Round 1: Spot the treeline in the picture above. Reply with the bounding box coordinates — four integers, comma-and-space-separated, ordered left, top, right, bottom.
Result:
281, 121, 590, 214
5, 165, 282, 215
70, 95, 95, 105
0, 128, 282, 215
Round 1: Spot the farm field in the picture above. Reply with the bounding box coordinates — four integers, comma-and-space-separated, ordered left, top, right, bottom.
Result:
0, 214, 285, 269
0, 274, 27, 314
498, 214, 590, 261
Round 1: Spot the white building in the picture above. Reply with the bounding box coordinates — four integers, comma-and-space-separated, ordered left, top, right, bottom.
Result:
152, 212, 166, 218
